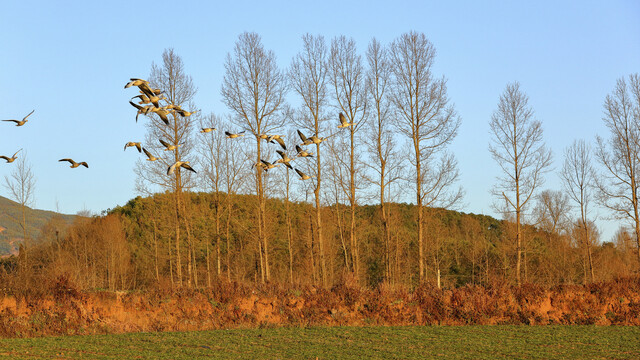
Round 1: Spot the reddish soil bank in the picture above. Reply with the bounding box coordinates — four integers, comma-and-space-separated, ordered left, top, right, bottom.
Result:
1, 278, 639, 337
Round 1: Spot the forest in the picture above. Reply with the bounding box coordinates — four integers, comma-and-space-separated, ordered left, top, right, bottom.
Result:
1, 31, 639, 294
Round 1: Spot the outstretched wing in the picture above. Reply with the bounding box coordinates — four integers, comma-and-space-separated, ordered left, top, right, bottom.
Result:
181, 163, 197, 173
23, 110, 35, 120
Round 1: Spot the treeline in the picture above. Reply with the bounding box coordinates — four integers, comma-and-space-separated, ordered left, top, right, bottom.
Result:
0, 191, 636, 293
1, 31, 639, 292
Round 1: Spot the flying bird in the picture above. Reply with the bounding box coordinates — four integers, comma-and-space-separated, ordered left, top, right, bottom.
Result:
150, 107, 170, 125
295, 145, 313, 157
338, 112, 354, 128
124, 78, 155, 98
128, 101, 153, 122
2, 110, 34, 126
168, 161, 196, 175
176, 109, 198, 117
225, 130, 245, 139
124, 142, 142, 152
295, 168, 311, 180
297, 130, 313, 146
308, 135, 326, 144
260, 159, 279, 171
267, 134, 287, 150
201, 127, 217, 133
59, 158, 88, 168
275, 150, 294, 169
142, 148, 159, 161
159, 139, 181, 151
0, 149, 22, 163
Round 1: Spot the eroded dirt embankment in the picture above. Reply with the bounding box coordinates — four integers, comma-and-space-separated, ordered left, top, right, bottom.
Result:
1, 278, 639, 337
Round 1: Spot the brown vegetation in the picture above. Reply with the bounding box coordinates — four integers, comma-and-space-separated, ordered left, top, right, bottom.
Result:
0, 277, 638, 337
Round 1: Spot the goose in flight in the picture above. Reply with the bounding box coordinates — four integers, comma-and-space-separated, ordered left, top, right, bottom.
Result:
142, 148, 159, 161
129, 101, 153, 122
295, 168, 311, 180
297, 130, 313, 146
176, 108, 198, 117
267, 134, 287, 150
2, 110, 34, 127
225, 130, 245, 139
59, 158, 88, 168
308, 135, 326, 144
159, 139, 181, 151
0, 149, 21, 163
201, 127, 217, 133
167, 161, 196, 175
124, 142, 142, 152
150, 107, 170, 125
338, 112, 354, 128
124, 78, 155, 98
295, 145, 313, 157
275, 150, 294, 169
131, 94, 150, 104
260, 159, 279, 171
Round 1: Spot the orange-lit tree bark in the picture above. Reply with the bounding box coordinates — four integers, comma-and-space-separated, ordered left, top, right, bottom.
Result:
389, 31, 462, 283
134, 48, 198, 287
489, 82, 552, 285
561, 139, 595, 283
289, 34, 330, 286
221, 32, 287, 282
594, 74, 640, 268
365, 38, 401, 283
329, 35, 368, 283
197, 113, 224, 286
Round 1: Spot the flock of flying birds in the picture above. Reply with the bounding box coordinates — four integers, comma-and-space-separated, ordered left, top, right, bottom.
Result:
1, 78, 355, 184
124, 77, 355, 181
1, 110, 88, 168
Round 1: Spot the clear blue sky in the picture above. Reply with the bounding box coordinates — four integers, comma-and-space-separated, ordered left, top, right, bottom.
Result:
1, 1, 638, 241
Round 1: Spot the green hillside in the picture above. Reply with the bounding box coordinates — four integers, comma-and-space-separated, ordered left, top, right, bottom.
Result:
0, 195, 75, 256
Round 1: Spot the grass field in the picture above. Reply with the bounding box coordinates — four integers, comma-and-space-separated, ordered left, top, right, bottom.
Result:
1, 326, 639, 359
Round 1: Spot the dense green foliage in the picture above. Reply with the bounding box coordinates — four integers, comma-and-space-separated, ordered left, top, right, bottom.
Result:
1, 326, 638, 359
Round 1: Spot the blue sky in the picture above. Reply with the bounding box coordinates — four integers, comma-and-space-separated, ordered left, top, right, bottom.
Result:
1, 0, 638, 241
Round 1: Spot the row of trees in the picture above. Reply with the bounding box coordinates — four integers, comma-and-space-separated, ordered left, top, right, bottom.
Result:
2, 31, 638, 290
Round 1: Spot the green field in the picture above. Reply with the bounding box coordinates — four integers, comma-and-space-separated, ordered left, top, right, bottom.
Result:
0, 326, 638, 359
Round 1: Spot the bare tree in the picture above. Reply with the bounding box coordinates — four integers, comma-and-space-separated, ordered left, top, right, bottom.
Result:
134, 48, 198, 287
489, 82, 552, 285
561, 139, 595, 282
3, 154, 36, 268
329, 35, 368, 283
594, 74, 640, 266
364, 38, 402, 283
197, 114, 224, 286
533, 189, 571, 235
388, 31, 462, 283
289, 34, 330, 286
221, 32, 288, 283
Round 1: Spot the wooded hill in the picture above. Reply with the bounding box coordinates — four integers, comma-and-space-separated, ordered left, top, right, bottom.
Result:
0, 195, 75, 256
5, 190, 632, 293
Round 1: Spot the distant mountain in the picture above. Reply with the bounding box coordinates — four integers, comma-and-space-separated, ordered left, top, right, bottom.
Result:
0, 195, 76, 256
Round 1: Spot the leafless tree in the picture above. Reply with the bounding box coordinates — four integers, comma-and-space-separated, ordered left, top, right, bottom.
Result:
489, 81, 552, 285
221, 32, 288, 282
329, 35, 368, 283
561, 139, 595, 282
364, 38, 402, 283
594, 74, 640, 266
533, 189, 571, 235
289, 34, 330, 286
388, 31, 462, 282
3, 154, 36, 268
134, 48, 198, 287
197, 114, 224, 286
